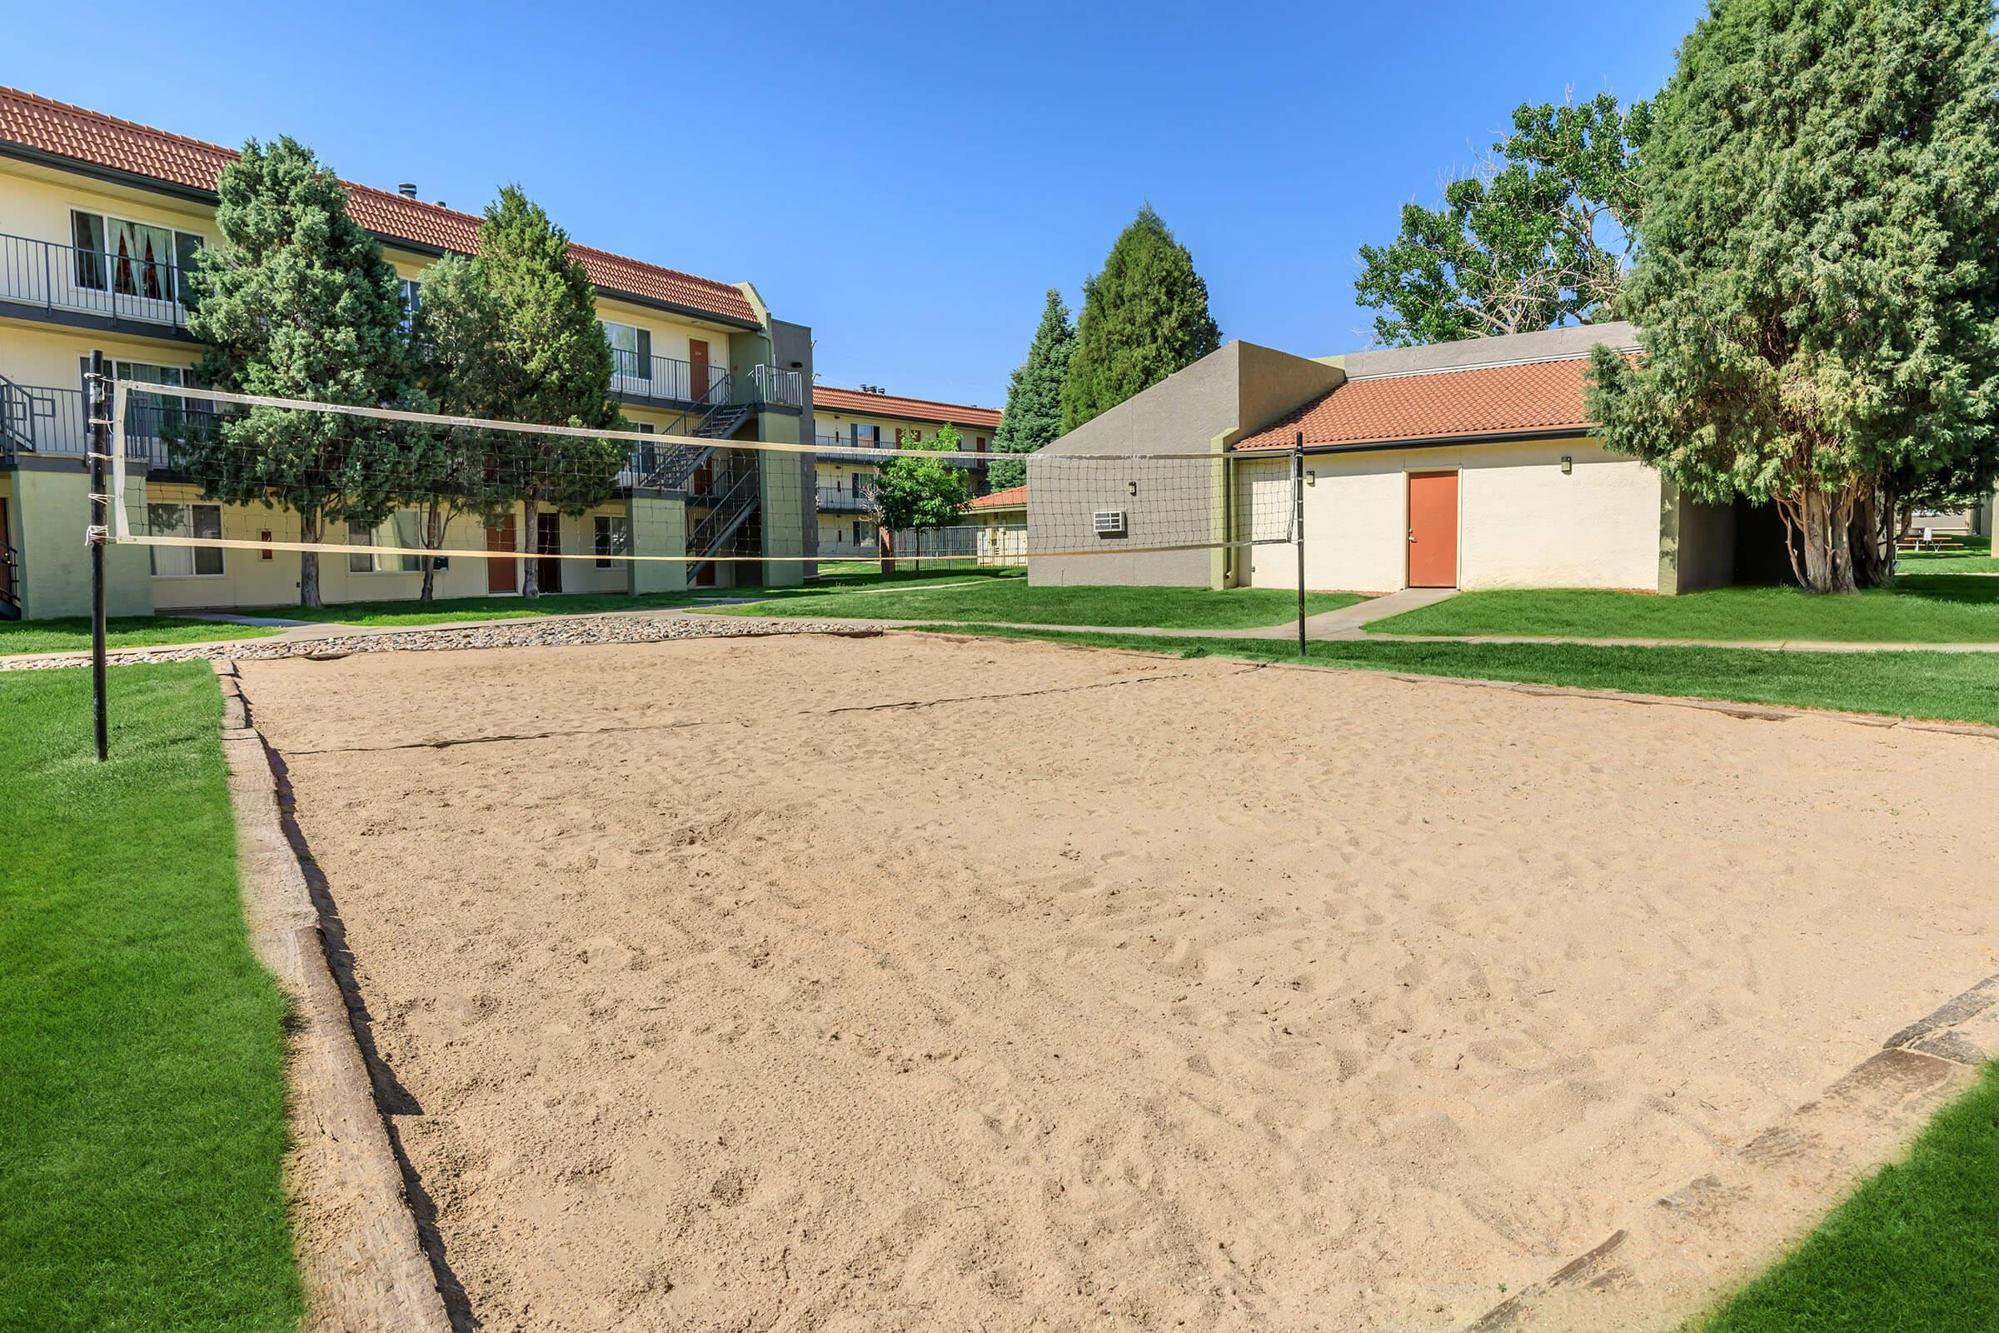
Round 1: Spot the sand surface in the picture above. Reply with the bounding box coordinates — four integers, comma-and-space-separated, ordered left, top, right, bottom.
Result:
237, 634, 1999, 1331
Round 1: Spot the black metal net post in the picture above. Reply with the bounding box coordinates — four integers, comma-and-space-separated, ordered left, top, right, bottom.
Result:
86, 349, 109, 761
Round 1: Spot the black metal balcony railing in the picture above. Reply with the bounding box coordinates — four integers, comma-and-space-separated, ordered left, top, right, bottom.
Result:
814, 484, 874, 512
0, 376, 188, 466
0, 232, 191, 329
609, 348, 730, 407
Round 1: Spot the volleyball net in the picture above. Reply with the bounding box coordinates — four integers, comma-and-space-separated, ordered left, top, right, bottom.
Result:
105, 382, 1300, 584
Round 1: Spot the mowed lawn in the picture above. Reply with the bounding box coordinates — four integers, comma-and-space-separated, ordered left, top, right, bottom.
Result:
1896, 535, 1996, 575
0, 615, 283, 656
921, 626, 1999, 729
1697, 1061, 1999, 1332
728, 569, 1366, 628
1366, 575, 1999, 643
0, 665, 300, 1330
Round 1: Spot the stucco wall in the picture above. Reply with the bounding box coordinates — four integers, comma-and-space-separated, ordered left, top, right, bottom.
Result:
1238, 438, 1665, 593
1660, 486, 1738, 594
1028, 342, 1342, 588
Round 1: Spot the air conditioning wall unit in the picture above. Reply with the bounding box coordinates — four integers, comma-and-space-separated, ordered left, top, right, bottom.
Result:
1093, 509, 1127, 537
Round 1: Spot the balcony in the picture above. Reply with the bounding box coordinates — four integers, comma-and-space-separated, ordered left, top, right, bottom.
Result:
609, 348, 729, 409
0, 232, 193, 332
746, 363, 805, 408
815, 484, 874, 513
1, 375, 185, 467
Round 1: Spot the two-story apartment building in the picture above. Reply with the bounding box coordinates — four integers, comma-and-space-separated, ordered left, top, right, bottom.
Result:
810, 384, 1002, 558
0, 87, 813, 618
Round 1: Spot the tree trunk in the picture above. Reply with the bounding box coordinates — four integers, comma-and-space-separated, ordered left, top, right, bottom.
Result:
299, 507, 323, 608
878, 523, 895, 576
1850, 484, 1893, 589
1779, 485, 1862, 594
418, 503, 445, 601
521, 495, 540, 598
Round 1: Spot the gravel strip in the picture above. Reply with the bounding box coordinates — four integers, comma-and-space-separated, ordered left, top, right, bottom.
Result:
3, 614, 887, 671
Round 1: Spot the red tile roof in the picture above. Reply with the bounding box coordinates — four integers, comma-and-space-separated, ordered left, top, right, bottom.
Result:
1235, 355, 1601, 451
969, 484, 1027, 511
0, 86, 759, 326
814, 384, 1002, 430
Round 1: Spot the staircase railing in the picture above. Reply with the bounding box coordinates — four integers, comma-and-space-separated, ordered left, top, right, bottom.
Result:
686, 458, 762, 580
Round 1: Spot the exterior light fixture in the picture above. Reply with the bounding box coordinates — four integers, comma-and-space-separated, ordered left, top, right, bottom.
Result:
1560, 455, 1573, 474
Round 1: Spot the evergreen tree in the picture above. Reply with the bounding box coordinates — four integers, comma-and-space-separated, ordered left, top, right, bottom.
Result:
1590, 0, 1999, 593
1060, 207, 1221, 432
405, 253, 512, 599
477, 185, 623, 596
989, 289, 1075, 489
181, 137, 416, 607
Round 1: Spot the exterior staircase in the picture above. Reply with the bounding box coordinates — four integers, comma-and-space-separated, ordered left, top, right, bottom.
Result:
685, 456, 762, 586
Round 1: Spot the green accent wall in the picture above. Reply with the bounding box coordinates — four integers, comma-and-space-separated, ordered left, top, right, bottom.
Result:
10, 465, 153, 619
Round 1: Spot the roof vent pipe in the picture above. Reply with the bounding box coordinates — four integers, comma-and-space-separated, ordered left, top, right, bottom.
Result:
397, 182, 418, 199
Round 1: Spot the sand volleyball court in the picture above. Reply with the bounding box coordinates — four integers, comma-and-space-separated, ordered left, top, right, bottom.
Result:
238, 633, 1997, 1331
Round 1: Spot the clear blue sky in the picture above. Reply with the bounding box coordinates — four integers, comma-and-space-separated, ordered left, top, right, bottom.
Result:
8, 0, 1705, 406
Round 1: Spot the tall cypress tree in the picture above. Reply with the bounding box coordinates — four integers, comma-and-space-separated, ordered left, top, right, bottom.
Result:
183, 137, 416, 607
477, 186, 622, 596
1590, 0, 1999, 593
989, 289, 1074, 489
1060, 207, 1221, 432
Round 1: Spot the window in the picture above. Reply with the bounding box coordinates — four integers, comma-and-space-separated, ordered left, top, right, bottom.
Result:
603, 322, 651, 381
98, 361, 192, 444
70, 209, 203, 304
398, 279, 421, 331
851, 424, 880, 449
148, 503, 223, 576
594, 514, 629, 568
974, 436, 987, 453
348, 519, 382, 573
852, 519, 867, 545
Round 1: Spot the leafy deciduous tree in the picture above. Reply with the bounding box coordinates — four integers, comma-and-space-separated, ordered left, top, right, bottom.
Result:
1355, 93, 1650, 345
1589, 0, 1999, 593
1061, 207, 1221, 432
182, 137, 417, 607
871, 423, 973, 572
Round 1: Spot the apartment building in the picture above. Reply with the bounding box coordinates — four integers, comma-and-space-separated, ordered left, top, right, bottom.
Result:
0, 87, 814, 618
810, 384, 1002, 558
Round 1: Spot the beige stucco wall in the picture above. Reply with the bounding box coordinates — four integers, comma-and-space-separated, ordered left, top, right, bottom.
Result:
1237, 437, 1665, 593
135, 484, 650, 610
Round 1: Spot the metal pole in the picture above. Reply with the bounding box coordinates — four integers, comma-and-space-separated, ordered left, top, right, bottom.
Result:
87, 349, 109, 761
1293, 430, 1307, 658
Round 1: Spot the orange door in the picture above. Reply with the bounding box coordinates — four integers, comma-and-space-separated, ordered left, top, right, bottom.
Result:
487, 516, 517, 594
1406, 471, 1459, 588
688, 339, 710, 401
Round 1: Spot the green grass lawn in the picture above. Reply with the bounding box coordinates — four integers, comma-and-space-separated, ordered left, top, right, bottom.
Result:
1896, 535, 1997, 574
0, 665, 301, 1330
0, 615, 284, 656
720, 571, 1366, 629
916, 625, 1999, 728
1694, 1061, 1999, 1332
1367, 575, 1999, 643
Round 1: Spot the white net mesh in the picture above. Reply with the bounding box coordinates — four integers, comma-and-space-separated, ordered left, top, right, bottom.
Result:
107, 383, 1298, 590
